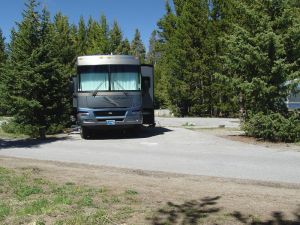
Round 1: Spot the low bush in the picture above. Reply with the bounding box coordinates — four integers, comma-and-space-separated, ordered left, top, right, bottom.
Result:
1, 120, 65, 138
242, 112, 300, 142
1, 121, 37, 137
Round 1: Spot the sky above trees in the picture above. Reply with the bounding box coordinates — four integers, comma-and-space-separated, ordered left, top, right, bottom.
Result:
0, 0, 167, 50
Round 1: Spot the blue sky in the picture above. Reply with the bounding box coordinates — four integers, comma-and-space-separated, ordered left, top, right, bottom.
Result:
0, 0, 167, 50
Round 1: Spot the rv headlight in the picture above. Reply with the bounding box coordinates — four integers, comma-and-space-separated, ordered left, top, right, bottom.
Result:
78, 111, 90, 117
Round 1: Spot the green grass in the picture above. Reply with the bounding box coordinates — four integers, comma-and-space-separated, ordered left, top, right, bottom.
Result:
0, 126, 28, 139
20, 198, 50, 215
0, 202, 10, 220
0, 167, 139, 224
125, 189, 139, 195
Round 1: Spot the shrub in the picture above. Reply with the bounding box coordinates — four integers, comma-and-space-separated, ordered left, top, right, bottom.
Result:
242, 112, 300, 142
1, 121, 38, 137
1, 120, 64, 138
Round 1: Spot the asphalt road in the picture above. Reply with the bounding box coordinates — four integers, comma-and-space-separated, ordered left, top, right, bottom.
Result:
0, 118, 300, 184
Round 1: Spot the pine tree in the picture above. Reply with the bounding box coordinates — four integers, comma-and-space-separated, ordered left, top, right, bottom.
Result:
10, 0, 40, 62
0, 28, 8, 115
156, 0, 214, 116
146, 30, 159, 65
109, 21, 123, 54
53, 12, 76, 66
120, 38, 131, 55
86, 17, 100, 54
221, 0, 291, 115
130, 29, 146, 63
98, 14, 110, 54
2, 1, 73, 138
86, 16, 109, 55
36, 8, 72, 137
157, 1, 177, 46
206, 0, 239, 117
0, 29, 6, 65
153, 0, 178, 109
76, 16, 87, 55
3, 0, 44, 136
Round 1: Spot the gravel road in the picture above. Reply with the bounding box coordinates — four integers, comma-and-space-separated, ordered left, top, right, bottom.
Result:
0, 117, 299, 184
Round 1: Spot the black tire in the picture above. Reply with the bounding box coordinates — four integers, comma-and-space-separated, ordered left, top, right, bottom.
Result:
81, 126, 90, 139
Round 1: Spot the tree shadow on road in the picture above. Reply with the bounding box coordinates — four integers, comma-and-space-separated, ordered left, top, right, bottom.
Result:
149, 196, 221, 225
231, 209, 300, 225
0, 136, 68, 149
88, 126, 172, 140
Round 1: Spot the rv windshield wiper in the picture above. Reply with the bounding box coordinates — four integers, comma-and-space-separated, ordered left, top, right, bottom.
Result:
92, 81, 106, 96
114, 81, 128, 96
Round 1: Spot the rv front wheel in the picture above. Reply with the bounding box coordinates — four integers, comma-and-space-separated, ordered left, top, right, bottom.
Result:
81, 126, 90, 139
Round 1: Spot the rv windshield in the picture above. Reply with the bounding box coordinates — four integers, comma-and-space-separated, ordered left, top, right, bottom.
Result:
110, 65, 140, 91
79, 65, 109, 91
78, 65, 140, 92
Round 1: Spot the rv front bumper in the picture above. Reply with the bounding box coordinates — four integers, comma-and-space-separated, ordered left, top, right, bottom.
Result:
77, 108, 143, 127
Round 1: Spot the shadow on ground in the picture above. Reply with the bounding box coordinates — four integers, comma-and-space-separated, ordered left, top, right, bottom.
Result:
150, 196, 300, 225
150, 196, 221, 225
86, 126, 172, 140
231, 210, 300, 225
0, 136, 68, 149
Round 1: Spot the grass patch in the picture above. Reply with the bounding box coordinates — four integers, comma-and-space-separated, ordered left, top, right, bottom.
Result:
0, 125, 28, 139
15, 185, 43, 200
0, 167, 139, 224
20, 198, 50, 215
0, 117, 28, 139
0, 202, 10, 221
125, 189, 139, 195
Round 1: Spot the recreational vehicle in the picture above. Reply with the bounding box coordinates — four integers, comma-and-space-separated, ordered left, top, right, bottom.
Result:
71, 55, 155, 139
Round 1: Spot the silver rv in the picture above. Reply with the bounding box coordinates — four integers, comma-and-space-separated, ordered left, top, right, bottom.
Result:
72, 55, 155, 139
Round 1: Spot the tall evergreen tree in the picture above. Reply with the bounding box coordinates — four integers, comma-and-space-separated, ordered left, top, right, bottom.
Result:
99, 14, 110, 54
76, 16, 87, 55
109, 21, 123, 54
0, 28, 7, 115
157, 0, 213, 116
0, 29, 6, 65
130, 29, 146, 63
1, 0, 41, 118
86, 16, 109, 55
221, 0, 292, 115
36, 8, 72, 137
53, 12, 76, 66
153, 0, 177, 109
2, 1, 73, 138
86, 17, 100, 54
120, 38, 131, 55
206, 0, 239, 116
146, 30, 159, 65
157, 1, 177, 46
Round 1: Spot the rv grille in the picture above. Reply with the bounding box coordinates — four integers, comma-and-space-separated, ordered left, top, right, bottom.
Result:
94, 111, 126, 117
